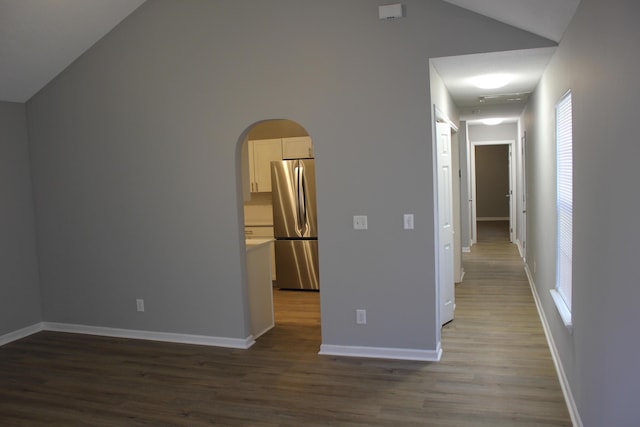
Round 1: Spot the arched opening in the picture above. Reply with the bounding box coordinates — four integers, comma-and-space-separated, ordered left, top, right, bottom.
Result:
237, 119, 321, 347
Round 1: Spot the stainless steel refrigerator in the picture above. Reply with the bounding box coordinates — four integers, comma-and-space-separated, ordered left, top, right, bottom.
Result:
271, 159, 319, 290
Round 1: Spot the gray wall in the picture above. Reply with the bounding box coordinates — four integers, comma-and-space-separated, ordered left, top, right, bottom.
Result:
0, 102, 42, 336
475, 145, 509, 218
523, 0, 640, 425
469, 122, 517, 142
25, 0, 553, 351
458, 121, 471, 249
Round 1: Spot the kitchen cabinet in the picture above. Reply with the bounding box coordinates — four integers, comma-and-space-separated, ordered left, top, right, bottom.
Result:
245, 226, 276, 280
245, 240, 274, 339
282, 136, 314, 159
248, 139, 282, 193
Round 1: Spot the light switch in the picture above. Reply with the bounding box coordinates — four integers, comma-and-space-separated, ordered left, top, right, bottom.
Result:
403, 214, 414, 230
353, 215, 368, 230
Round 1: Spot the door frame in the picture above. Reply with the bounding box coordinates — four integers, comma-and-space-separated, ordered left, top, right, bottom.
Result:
470, 140, 516, 243
518, 131, 527, 260
433, 106, 459, 328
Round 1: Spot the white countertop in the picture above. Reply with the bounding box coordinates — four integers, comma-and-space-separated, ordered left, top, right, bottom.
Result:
245, 238, 274, 250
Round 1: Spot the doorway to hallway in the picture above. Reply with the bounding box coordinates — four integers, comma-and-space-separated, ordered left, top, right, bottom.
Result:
470, 141, 515, 245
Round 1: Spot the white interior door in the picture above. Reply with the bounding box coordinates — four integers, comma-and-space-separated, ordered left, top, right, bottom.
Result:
436, 121, 455, 325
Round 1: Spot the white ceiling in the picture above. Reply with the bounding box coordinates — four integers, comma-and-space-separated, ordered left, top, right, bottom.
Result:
442, 0, 581, 43
0, 0, 579, 110
431, 47, 557, 123
436, 0, 581, 123
432, 0, 580, 123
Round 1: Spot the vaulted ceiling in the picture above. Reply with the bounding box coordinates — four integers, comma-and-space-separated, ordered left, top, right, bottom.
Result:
0, 0, 146, 102
442, 0, 581, 43
0, 0, 581, 117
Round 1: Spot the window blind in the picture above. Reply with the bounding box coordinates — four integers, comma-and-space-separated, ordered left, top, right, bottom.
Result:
556, 91, 573, 311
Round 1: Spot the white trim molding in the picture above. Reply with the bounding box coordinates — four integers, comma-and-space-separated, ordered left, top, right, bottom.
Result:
1, 322, 257, 350
524, 265, 583, 427
319, 343, 442, 362
516, 239, 525, 259
0, 322, 45, 346
550, 289, 573, 332
43, 322, 256, 349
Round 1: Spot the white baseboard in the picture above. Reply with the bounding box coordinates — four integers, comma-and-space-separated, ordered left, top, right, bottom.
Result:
1, 321, 256, 351
319, 343, 442, 362
477, 217, 509, 221
524, 265, 583, 427
462, 246, 471, 253
252, 323, 274, 340
516, 239, 525, 259
0, 322, 45, 346
42, 322, 256, 349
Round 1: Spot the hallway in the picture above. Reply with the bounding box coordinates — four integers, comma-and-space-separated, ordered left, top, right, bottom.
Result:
439, 220, 570, 424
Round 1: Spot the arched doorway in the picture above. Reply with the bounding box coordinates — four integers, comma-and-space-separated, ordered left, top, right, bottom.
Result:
238, 119, 321, 346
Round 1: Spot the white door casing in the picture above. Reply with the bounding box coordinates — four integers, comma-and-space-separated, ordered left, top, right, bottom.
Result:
436, 121, 455, 325
469, 140, 516, 243
508, 144, 515, 242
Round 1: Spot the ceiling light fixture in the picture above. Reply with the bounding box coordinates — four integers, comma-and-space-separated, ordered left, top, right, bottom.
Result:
471, 74, 513, 90
481, 118, 504, 126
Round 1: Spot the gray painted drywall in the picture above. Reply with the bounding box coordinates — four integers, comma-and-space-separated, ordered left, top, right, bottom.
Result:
451, 131, 463, 282
523, 0, 640, 424
458, 121, 471, 248
25, 0, 554, 351
0, 102, 42, 335
469, 122, 517, 142
475, 145, 509, 218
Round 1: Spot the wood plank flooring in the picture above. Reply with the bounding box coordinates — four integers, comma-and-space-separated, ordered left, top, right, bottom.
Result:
0, 222, 571, 426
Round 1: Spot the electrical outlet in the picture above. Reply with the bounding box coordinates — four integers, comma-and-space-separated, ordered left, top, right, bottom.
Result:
136, 299, 145, 312
356, 309, 367, 325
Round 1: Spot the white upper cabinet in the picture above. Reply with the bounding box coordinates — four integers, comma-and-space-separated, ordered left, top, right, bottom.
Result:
282, 136, 314, 159
244, 136, 314, 198
249, 139, 282, 193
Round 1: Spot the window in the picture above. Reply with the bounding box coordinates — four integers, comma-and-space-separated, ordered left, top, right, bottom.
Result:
551, 90, 573, 330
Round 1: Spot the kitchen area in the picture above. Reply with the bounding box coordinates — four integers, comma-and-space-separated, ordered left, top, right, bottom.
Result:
241, 120, 319, 339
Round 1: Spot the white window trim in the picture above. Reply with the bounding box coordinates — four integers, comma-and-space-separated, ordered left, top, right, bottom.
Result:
550, 289, 573, 332
553, 90, 573, 332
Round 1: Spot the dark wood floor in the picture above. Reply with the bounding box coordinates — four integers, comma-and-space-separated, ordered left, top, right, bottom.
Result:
0, 222, 570, 426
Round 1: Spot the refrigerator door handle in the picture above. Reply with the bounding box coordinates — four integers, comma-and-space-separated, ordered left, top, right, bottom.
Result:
295, 162, 308, 235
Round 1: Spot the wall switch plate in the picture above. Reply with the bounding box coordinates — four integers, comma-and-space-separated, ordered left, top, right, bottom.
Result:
353, 215, 368, 230
136, 299, 145, 312
403, 214, 414, 230
356, 309, 367, 324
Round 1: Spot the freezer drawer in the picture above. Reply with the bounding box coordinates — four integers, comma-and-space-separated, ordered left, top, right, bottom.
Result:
274, 239, 319, 290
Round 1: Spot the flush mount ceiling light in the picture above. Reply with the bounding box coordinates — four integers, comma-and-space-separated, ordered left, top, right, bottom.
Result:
481, 118, 504, 126
471, 73, 513, 89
